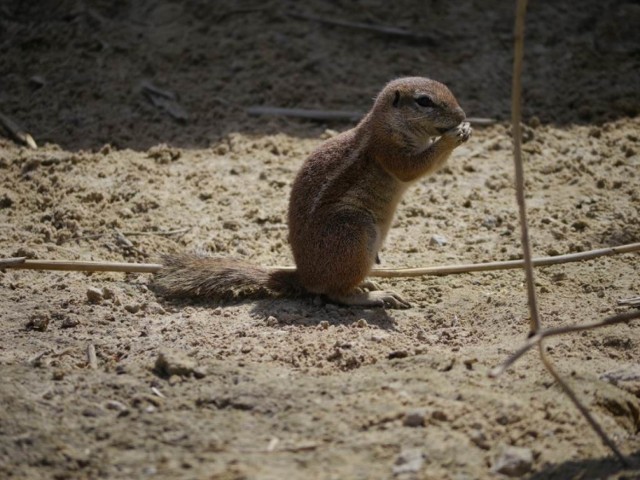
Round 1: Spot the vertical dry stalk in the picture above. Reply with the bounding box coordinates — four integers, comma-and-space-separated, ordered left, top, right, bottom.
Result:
511, 0, 540, 335
509, 0, 628, 466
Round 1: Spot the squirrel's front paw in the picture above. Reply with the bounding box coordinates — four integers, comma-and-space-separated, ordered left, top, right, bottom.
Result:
444, 122, 472, 145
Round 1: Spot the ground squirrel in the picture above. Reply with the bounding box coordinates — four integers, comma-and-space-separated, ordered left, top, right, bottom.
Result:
155, 77, 471, 308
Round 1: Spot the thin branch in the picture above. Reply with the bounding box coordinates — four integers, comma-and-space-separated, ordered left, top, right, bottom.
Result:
496, 0, 629, 466
371, 242, 640, 278
287, 12, 437, 44
246, 106, 362, 122
121, 228, 191, 237
246, 106, 495, 126
0, 112, 37, 149
511, 0, 540, 335
0, 257, 29, 268
618, 296, 640, 307
1, 241, 639, 275
490, 310, 640, 377
537, 344, 628, 466
1, 258, 162, 273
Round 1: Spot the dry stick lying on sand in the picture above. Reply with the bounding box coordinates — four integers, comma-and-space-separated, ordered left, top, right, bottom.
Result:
0, 112, 37, 149
1, 242, 639, 275
246, 106, 496, 125
490, 310, 640, 378
287, 12, 438, 44
371, 242, 640, 278
618, 296, 640, 307
496, 0, 630, 467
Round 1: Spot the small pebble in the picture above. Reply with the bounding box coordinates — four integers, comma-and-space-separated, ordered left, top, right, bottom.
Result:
482, 216, 498, 229
61, 316, 80, 328
104, 400, 128, 412
193, 366, 207, 379
469, 428, 490, 450
388, 350, 409, 360
26, 313, 50, 331
403, 410, 426, 428
124, 303, 141, 314
463, 358, 478, 370
429, 234, 448, 247
29, 75, 46, 88
393, 448, 426, 475
492, 445, 533, 477
146, 302, 166, 314
154, 350, 198, 378
82, 406, 105, 417
431, 410, 448, 421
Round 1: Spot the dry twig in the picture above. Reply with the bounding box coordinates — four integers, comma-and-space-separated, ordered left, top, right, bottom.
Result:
371, 242, 640, 278
247, 106, 362, 122
618, 296, 640, 307
492, 0, 630, 466
0, 112, 37, 149
511, 0, 540, 334
246, 105, 495, 126
1, 241, 638, 276
121, 228, 191, 237
1, 258, 162, 273
491, 310, 640, 377
140, 81, 188, 122
288, 12, 437, 44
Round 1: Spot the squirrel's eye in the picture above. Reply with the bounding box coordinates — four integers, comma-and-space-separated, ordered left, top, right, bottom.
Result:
415, 96, 436, 108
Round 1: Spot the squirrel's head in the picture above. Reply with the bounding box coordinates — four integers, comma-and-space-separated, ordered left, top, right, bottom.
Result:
371, 77, 465, 150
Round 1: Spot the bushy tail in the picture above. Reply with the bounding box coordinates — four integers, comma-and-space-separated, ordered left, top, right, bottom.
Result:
153, 254, 304, 300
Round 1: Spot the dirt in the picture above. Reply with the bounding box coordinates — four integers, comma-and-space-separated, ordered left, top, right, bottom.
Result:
1, 1, 640, 479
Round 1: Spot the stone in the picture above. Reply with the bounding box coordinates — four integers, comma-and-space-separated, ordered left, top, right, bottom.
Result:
429, 234, 448, 247
26, 312, 50, 332
393, 448, 426, 475
403, 410, 426, 428
491, 445, 533, 477
154, 350, 198, 378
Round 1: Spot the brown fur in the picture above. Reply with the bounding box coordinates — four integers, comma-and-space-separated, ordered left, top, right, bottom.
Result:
155, 255, 302, 299
155, 77, 471, 307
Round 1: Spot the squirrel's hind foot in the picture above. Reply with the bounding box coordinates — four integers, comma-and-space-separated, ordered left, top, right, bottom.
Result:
328, 290, 411, 309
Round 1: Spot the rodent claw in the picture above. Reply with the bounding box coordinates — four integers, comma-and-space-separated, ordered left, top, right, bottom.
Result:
444, 121, 472, 144
359, 280, 383, 292
327, 290, 411, 309
371, 291, 411, 309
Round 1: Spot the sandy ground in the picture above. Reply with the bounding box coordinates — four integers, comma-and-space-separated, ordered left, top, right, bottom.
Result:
1, 1, 639, 478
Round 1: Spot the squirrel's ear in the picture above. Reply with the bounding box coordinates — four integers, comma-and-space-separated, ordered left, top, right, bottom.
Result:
392, 90, 400, 108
